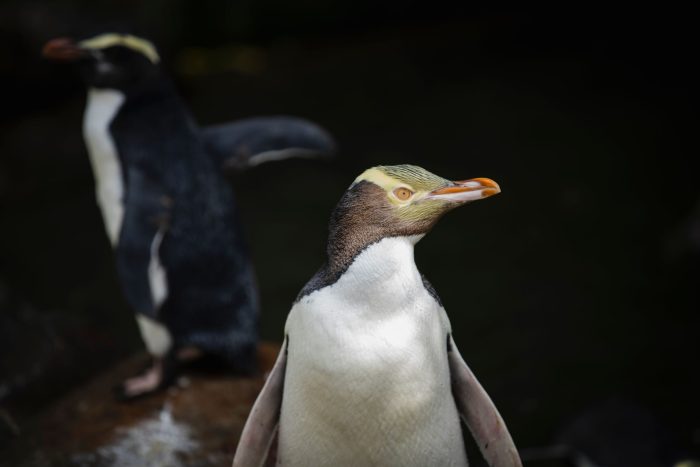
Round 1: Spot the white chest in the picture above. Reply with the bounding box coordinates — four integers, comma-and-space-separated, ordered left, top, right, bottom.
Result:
279, 237, 466, 466
83, 88, 126, 246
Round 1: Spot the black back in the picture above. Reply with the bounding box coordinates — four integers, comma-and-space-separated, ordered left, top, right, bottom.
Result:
111, 74, 258, 371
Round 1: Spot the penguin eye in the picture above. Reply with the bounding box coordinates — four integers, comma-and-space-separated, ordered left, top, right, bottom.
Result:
393, 187, 414, 201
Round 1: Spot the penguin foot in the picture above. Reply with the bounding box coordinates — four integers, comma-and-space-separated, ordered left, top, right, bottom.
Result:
122, 364, 162, 396
114, 358, 173, 400
177, 346, 204, 362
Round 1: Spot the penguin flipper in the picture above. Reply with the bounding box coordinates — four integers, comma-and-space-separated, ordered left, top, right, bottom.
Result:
233, 337, 288, 467
447, 334, 522, 467
116, 168, 173, 317
201, 116, 336, 171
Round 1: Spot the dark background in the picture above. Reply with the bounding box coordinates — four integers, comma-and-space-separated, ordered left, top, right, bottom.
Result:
1, 1, 698, 463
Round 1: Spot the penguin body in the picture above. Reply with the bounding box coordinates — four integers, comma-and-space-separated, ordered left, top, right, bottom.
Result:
282, 236, 466, 466
106, 76, 257, 369
43, 33, 335, 396
234, 165, 521, 467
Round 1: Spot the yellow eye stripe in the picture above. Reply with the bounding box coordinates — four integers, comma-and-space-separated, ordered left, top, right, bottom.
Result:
354, 165, 451, 193
79, 33, 160, 64
354, 167, 412, 192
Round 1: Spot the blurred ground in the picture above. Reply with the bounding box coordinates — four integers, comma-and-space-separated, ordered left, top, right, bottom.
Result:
0, 4, 698, 465
0, 342, 279, 467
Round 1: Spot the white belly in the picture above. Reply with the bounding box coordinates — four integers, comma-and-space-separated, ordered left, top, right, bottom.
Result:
83, 88, 126, 246
279, 237, 467, 467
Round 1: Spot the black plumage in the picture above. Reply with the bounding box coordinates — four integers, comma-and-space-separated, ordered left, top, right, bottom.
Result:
43, 33, 336, 396
112, 79, 258, 371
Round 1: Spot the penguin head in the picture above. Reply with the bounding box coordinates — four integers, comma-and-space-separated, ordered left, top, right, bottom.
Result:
42, 33, 161, 92
329, 164, 500, 246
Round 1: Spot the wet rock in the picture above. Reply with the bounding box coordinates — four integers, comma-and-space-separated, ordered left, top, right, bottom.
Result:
1, 342, 280, 467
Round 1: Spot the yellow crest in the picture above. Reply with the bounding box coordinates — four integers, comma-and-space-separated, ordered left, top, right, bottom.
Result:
79, 33, 160, 64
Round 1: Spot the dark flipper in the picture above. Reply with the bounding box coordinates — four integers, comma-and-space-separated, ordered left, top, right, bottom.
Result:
115, 167, 172, 318
232, 337, 288, 467
201, 116, 336, 171
448, 334, 522, 467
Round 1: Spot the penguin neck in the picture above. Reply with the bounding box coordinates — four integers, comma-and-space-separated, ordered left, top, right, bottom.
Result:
333, 235, 424, 297
123, 76, 180, 108
325, 226, 423, 279
116, 70, 174, 101
107, 77, 199, 144
324, 181, 430, 279
297, 181, 431, 301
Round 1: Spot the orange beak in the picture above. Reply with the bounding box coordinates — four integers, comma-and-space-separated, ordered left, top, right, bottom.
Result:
42, 37, 86, 61
428, 177, 501, 203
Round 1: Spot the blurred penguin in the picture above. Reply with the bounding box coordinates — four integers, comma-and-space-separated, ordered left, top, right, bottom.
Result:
520, 399, 700, 467
42, 33, 336, 398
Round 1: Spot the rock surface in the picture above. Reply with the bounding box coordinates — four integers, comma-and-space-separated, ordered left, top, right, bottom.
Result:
1, 342, 280, 467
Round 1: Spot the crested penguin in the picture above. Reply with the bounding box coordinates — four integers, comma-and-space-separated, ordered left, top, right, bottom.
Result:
233, 165, 522, 467
42, 33, 336, 398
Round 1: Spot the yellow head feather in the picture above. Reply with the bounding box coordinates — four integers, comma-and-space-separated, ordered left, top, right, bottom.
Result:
79, 33, 160, 64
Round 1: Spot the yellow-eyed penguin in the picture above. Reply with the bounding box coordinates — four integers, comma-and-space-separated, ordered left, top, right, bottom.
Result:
233, 165, 522, 466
